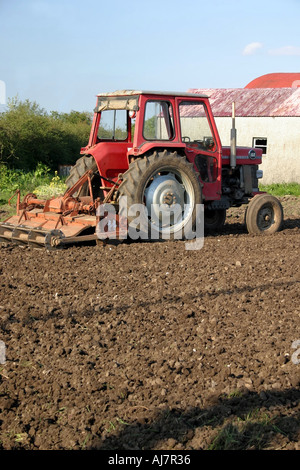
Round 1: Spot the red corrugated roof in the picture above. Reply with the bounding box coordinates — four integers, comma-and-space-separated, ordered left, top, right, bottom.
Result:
245, 73, 300, 89
188, 88, 300, 117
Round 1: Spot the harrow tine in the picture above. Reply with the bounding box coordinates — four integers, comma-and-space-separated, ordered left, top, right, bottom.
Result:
0, 223, 14, 244
28, 229, 49, 249
11, 226, 32, 246
0, 222, 67, 250
0, 224, 46, 248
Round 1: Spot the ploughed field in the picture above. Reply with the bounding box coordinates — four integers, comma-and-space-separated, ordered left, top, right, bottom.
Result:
0, 196, 299, 450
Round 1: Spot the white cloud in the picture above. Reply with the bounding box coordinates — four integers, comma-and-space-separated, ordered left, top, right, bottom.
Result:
242, 42, 263, 56
268, 45, 300, 56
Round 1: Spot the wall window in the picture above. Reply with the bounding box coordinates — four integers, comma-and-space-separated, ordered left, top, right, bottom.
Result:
253, 137, 267, 156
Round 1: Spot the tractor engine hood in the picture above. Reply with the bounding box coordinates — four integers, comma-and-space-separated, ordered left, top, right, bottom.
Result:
222, 146, 262, 165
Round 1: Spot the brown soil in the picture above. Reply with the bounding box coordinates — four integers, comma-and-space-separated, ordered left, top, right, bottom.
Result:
0, 196, 299, 450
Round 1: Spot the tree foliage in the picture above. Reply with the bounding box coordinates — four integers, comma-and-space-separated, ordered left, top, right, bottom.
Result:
0, 97, 92, 171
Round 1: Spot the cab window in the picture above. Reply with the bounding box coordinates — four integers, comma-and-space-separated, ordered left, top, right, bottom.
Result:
143, 101, 174, 141
179, 101, 216, 151
98, 109, 127, 140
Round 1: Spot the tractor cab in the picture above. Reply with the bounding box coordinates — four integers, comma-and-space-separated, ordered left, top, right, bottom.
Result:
81, 90, 222, 202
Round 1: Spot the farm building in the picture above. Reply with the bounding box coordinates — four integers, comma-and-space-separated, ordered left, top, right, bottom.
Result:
245, 72, 300, 89
189, 73, 300, 184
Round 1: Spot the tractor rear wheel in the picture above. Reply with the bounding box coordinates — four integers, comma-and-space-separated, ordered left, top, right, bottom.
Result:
66, 156, 99, 197
245, 193, 283, 234
118, 151, 202, 240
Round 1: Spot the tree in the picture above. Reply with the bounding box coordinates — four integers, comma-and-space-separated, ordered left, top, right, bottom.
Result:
0, 97, 91, 170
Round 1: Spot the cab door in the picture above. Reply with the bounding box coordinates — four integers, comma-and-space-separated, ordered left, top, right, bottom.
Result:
176, 98, 221, 200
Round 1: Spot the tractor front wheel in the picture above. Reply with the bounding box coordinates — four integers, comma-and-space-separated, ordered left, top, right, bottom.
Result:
118, 151, 202, 240
245, 193, 283, 234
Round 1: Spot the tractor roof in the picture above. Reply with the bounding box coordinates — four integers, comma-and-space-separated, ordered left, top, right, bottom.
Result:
94, 90, 209, 113
96, 90, 208, 98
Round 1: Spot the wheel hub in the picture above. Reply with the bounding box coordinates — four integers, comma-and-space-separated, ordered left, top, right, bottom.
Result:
163, 191, 176, 206
144, 173, 185, 224
258, 206, 273, 229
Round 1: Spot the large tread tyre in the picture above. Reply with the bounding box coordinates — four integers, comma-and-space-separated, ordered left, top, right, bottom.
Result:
65, 156, 98, 197
118, 150, 202, 241
204, 208, 226, 233
245, 193, 283, 235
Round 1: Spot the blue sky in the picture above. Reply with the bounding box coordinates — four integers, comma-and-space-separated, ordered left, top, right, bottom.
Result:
0, 0, 299, 113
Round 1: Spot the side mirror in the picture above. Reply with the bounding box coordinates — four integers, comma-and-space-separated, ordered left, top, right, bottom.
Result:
129, 110, 136, 119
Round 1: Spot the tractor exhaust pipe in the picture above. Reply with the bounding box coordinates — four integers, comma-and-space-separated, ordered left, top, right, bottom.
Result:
230, 101, 237, 169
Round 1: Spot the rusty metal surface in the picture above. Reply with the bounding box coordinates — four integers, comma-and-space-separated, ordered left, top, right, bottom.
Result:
188, 87, 300, 117
0, 169, 124, 248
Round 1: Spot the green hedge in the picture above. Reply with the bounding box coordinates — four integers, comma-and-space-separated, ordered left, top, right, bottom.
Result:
0, 97, 92, 171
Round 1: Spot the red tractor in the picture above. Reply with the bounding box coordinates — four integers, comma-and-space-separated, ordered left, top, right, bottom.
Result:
0, 90, 283, 248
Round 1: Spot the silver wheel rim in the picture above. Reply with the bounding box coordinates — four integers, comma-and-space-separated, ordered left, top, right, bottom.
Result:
144, 168, 195, 234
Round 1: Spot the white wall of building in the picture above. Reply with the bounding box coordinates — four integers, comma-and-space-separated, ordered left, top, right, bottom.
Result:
214, 116, 300, 184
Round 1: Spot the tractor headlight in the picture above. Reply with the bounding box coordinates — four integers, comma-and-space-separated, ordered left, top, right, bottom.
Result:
256, 170, 263, 179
